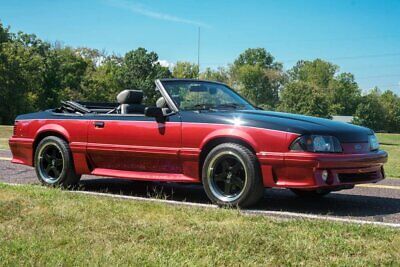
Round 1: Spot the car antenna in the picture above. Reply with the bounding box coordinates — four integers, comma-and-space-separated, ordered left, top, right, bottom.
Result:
197, 26, 200, 80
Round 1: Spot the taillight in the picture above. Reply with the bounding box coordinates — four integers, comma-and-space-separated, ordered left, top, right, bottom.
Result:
13, 121, 19, 136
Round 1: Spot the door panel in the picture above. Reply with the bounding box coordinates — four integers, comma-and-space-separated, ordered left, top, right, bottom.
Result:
87, 115, 182, 173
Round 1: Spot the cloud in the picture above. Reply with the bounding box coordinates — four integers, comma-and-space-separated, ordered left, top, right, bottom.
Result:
106, 0, 210, 28
157, 59, 174, 68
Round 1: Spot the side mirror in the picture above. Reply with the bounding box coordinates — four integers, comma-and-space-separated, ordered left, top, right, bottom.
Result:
145, 107, 165, 122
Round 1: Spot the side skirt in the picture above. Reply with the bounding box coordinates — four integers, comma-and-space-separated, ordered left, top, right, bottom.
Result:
91, 168, 201, 183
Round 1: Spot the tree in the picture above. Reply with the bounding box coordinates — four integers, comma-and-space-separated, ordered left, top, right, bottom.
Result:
353, 89, 386, 131
81, 55, 123, 102
328, 73, 361, 115
0, 25, 52, 124
0, 23, 176, 123
0, 41, 44, 124
234, 65, 282, 108
278, 81, 330, 118
0, 23, 100, 124
380, 90, 400, 132
120, 48, 172, 105
13, 32, 50, 56
200, 67, 230, 84
234, 48, 282, 70
0, 21, 10, 44
288, 59, 337, 88
40, 46, 88, 108
281, 59, 361, 117
231, 48, 285, 108
75, 47, 106, 67
172, 61, 199, 79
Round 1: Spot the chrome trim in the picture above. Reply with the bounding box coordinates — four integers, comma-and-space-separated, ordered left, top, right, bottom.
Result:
155, 79, 179, 113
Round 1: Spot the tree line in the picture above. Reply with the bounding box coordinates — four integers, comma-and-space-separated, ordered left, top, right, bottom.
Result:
0, 22, 399, 132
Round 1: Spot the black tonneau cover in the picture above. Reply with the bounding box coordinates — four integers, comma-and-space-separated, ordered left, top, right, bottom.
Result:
58, 101, 119, 114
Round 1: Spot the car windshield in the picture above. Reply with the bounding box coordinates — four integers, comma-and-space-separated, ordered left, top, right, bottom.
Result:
160, 80, 255, 111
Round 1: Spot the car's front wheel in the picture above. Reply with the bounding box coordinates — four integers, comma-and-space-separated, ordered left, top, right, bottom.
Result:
34, 136, 81, 188
202, 143, 264, 208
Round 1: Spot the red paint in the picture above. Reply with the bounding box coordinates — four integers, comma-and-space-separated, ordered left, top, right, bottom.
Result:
9, 118, 388, 190
87, 120, 181, 173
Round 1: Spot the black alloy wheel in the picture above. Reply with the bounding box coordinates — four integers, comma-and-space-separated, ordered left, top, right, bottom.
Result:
202, 143, 264, 207
35, 136, 81, 188
38, 143, 64, 183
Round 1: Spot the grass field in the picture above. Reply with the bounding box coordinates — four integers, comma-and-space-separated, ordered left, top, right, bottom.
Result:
0, 125, 12, 150
0, 126, 398, 177
377, 133, 400, 178
0, 183, 399, 266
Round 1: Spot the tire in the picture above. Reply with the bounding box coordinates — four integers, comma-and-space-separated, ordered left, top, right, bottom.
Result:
290, 188, 331, 198
34, 136, 81, 188
202, 143, 264, 208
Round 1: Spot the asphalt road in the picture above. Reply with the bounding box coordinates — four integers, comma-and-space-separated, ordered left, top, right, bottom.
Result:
1, 149, 400, 225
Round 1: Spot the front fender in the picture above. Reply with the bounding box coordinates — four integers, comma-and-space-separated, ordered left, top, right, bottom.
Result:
200, 127, 259, 152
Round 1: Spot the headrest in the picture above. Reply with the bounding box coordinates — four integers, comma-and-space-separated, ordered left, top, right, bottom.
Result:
156, 97, 167, 108
117, 89, 143, 104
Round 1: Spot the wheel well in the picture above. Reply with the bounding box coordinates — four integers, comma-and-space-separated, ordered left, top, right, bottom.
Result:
32, 131, 69, 166
199, 137, 258, 178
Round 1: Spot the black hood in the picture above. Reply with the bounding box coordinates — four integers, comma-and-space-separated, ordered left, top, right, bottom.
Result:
17, 108, 373, 143
181, 110, 373, 143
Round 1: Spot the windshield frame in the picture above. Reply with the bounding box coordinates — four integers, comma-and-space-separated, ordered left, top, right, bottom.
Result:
156, 79, 256, 112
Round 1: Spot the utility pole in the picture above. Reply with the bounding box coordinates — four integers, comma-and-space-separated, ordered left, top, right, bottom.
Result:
197, 27, 200, 79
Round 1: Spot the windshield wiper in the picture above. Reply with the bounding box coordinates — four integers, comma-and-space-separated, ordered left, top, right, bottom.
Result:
216, 103, 245, 109
186, 103, 246, 111
187, 103, 216, 111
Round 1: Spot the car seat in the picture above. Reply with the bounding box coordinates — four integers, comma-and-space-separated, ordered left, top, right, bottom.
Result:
116, 89, 146, 114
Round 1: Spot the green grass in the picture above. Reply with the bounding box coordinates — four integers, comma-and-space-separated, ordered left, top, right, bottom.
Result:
0, 125, 399, 177
377, 133, 400, 178
0, 125, 12, 150
0, 184, 399, 266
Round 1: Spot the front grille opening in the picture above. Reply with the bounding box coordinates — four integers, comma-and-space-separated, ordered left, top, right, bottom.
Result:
338, 171, 378, 183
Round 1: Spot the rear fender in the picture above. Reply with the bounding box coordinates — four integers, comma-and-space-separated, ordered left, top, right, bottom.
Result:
35, 124, 71, 142
34, 124, 90, 174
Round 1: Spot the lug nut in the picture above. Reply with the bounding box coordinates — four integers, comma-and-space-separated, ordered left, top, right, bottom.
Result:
322, 170, 329, 182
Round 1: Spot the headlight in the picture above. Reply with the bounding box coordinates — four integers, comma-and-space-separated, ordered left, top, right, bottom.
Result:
290, 135, 342, 153
368, 135, 379, 151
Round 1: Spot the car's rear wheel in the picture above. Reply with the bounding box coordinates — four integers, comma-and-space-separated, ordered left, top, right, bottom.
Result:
290, 188, 331, 198
202, 143, 264, 208
34, 136, 81, 188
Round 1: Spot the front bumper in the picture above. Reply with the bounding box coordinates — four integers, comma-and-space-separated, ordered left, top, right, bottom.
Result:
258, 150, 388, 189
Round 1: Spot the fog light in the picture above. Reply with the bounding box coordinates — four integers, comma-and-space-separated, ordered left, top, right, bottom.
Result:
321, 170, 329, 182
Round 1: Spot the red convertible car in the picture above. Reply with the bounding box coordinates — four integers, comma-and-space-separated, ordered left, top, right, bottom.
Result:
9, 79, 388, 207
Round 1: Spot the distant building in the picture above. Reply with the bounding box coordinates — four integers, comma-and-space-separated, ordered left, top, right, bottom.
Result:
331, 116, 354, 123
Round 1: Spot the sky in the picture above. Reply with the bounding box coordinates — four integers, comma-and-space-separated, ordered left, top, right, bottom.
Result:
1, 0, 400, 94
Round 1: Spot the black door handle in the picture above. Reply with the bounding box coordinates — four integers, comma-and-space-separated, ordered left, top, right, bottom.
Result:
93, 121, 105, 128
